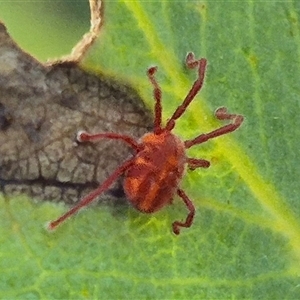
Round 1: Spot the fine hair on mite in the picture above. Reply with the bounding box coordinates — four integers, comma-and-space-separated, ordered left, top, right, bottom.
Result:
48, 52, 243, 235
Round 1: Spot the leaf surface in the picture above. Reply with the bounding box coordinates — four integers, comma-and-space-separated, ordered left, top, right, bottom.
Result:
1, 1, 300, 299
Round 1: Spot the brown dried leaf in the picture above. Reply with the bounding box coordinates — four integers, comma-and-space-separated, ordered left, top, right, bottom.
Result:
0, 22, 152, 205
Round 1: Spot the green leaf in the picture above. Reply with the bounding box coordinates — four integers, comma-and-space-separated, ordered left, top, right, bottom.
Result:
1, 1, 300, 299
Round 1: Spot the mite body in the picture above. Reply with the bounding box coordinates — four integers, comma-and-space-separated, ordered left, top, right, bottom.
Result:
124, 131, 186, 213
48, 52, 243, 235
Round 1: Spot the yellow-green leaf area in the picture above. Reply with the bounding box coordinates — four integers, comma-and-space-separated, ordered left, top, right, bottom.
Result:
1, 1, 300, 299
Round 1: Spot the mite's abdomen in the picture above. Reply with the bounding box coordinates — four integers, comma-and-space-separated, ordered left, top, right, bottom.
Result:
123, 132, 186, 213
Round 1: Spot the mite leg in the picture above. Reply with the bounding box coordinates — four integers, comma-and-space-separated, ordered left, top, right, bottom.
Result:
184, 107, 244, 149
147, 66, 163, 134
77, 131, 142, 152
47, 158, 135, 230
187, 158, 210, 171
172, 189, 195, 235
165, 53, 207, 131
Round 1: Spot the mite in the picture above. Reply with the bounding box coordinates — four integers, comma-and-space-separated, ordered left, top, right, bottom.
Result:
48, 52, 244, 235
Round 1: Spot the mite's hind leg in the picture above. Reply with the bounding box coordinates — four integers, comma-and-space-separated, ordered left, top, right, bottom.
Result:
172, 189, 195, 235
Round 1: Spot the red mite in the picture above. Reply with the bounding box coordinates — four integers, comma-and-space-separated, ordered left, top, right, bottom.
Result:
48, 52, 243, 235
